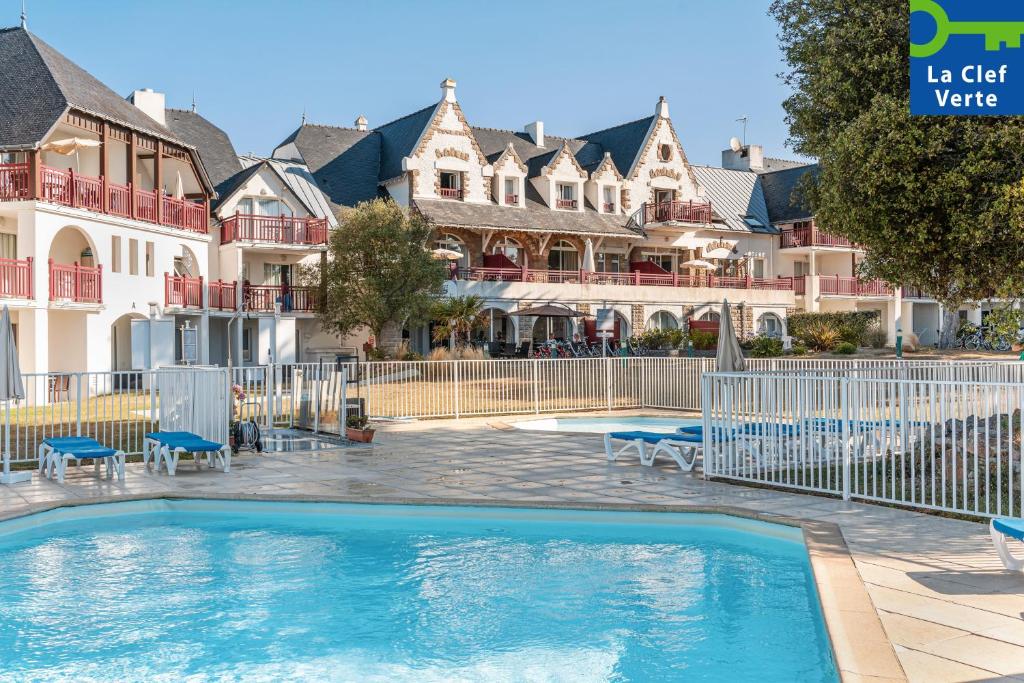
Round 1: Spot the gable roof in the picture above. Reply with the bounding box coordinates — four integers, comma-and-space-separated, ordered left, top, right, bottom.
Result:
578, 116, 654, 179
0, 26, 186, 148
760, 163, 819, 224
691, 165, 776, 234
165, 109, 242, 200
235, 155, 339, 228
373, 105, 436, 181
274, 124, 382, 210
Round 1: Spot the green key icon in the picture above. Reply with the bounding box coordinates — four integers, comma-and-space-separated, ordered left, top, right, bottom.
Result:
911, 0, 1024, 58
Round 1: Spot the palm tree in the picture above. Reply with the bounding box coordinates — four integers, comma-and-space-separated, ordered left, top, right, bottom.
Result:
432, 295, 486, 349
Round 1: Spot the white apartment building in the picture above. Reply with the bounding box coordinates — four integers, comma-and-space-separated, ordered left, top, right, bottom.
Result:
0, 26, 949, 377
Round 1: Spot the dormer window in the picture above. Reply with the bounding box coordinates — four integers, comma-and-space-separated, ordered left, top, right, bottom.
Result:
657, 144, 673, 162
556, 183, 577, 209
602, 186, 616, 213
503, 177, 518, 206
439, 171, 462, 199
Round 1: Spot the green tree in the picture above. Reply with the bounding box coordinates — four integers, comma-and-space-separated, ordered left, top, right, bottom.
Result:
770, 0, 1024, 345
313, 199, 445, 353
431, 295, 486, 349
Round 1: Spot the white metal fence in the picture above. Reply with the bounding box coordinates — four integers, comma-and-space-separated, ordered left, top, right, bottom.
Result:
701, 363, 1024, 519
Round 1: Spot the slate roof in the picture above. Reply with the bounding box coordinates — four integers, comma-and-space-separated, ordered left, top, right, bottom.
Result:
761, 156, 807, 173
577, 117, 654, 179
691, 165, 776, 234
413, 198, 639, 237
373, 105, 436, 181
0, 26, 186, 148
165, 109, 242, 201
274, 124, 382, 210
760, 163, 819, 224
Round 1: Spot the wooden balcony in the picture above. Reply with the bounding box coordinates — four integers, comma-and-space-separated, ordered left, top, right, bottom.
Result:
641, 200, 713, 225
208, 280, 237, 311
780, 224, 855, 249
242, 284, 317, 312
504, 194, 518, 205
49, 260, 101, 304
165, 274, 203, 309
458, 267, 796, 291
556, 198, 578, 209
602, 202, 616, 213
1, 164, 208, 234
819, 276, 892, 297
0, 257, 33, 299
221, 214, 329, 246
439, 187, 463, 199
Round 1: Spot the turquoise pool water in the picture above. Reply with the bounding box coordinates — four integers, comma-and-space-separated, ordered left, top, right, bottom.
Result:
512, 415, 702, 434
0, 500, 837, 682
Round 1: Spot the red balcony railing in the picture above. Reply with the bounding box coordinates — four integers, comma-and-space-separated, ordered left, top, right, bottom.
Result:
0, 257, 33, 299
901, 285, 931, 299
0, 163, 30, 200
818, 276, 892, 296
556, 198, 578, 209
504, 194, 518, 205
458, 267, 796, 292
165, 273, 203, 308
243, 285, 317, 312
439, 187, 462, 199
208, 280, 237, 310
163, 195, 208, 234
780, 224, 855, 249
642, 200, 713, 225
602, 202, 615, 213
0, 164, 210, 233
221, 214, 329, 245
793, 275, 807, 295
49, 260, 101, 303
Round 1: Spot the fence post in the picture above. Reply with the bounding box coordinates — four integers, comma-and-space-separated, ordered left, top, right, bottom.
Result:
532, 358, 540, 414
75, 372, 82, 437
841, 376, 851, 501
606, 356, 613, 412
313, 359, 322, 434
454, 361, 461, 419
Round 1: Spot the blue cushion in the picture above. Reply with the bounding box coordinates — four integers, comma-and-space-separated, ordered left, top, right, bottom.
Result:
608, 431, 676, 444
43, 436, 98, 446
993, 518, 1024, 542
678, 425, 703, 434
54, 445, 118, 458
167, 439, 224, 453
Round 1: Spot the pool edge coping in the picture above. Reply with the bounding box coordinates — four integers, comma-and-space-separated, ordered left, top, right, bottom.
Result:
0, 493, 906, 682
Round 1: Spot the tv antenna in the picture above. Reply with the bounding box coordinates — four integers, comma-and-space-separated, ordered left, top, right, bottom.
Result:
735, 115, 749, 146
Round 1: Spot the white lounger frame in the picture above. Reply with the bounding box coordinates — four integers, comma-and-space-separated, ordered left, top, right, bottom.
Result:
991, 521, 1024, 573
37, 442, 125, 484
603, 433, 698, 472
143, 437, 231, 476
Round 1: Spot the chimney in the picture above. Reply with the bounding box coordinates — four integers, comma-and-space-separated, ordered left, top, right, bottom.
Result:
440, 77, 457, 102
525, 121, 545, 147
354, 115, 368, 132
129, 88, 166, 126
655, 95, 670, 119
721, 143, 765, 172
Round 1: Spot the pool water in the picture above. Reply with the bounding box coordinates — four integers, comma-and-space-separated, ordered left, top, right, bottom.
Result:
0, 500, 837, 682
512, 415, 701, 434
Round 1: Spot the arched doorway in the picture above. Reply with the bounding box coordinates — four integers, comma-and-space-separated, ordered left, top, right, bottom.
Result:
435, 233, 470, 271
111, 313, 146, 372
699, 310, 721, 322
491, 236, 525, 267
547, 240, 579, 272
475, 307, 516, 343
48, 225, 97, 267
647, 310, 679, 330
174, 245, 199, 277
532, 316, 573, 343
757, 313, 783, 336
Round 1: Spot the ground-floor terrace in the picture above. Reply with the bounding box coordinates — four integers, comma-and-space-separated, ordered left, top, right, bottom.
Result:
3, 415, 1021, 682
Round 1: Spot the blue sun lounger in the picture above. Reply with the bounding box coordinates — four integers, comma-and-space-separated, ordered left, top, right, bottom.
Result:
144, 431, 231, 475
604, 430, 704, 471
38, 436, 125, 484
991, 518, 1024, 573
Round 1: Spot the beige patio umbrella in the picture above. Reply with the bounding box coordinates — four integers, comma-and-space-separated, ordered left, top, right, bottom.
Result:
715, 300, 746, 372
173, 170, 185, 200
41, 137, 101, 173
582, 238, 596, 272
431, 248, 464, 260
0, 305, 26, 485
682, 259, 716, 270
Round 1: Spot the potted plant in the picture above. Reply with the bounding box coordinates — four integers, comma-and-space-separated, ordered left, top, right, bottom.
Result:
346, 414, 375, 443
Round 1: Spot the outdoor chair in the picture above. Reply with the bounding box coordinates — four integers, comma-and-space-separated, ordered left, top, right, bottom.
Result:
487, 342, 505, 358
604, 430, 708, 471
144, 431, 231, 476
47, 374, 71, 403
39, 436, 125, 484
990, 518, 1024, 572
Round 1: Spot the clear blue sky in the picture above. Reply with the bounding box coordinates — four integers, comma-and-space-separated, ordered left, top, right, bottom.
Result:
15, 0, 804, 166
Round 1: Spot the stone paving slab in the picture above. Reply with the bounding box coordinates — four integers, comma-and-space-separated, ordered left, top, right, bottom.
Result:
0, 417, 1022, 681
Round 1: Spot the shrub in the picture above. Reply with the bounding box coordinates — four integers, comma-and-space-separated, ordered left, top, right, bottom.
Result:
637, 328, 686, 350
788, 311, 879, 347
834, 341, 857, 355
750, 335, 784, 358
790, 344, 808, 356
346, 414, 369, 430
799, 319, 843, 351
427, 347, 452, 361
865, 324, 887, 349
690, 330, 717, 350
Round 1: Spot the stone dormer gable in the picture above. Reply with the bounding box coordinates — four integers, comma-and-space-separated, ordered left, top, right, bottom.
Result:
590, 152, 622, 181
540, 141, 587, 179
632, 109, 699, 189
491, 142, 527, 174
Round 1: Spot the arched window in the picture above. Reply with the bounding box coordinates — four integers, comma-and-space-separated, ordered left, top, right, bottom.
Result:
698, 310, 721, 322
492, 237, 523, 266
435, 233, 469, 269
547, 240, 579, 271
758, 313, 783, 337
647, 311, 679, 331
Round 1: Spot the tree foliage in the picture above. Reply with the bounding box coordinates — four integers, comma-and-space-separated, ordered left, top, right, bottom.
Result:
312, 199, 445, 346
431, 295, 486, 348
770, 0, 1024, 340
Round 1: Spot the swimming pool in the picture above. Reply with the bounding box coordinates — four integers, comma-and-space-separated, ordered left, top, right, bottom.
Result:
512, 415, 701, 434
0, 500, 837, 682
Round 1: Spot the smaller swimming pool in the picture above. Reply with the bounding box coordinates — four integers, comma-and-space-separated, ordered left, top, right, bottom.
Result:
512, 415, 701, 434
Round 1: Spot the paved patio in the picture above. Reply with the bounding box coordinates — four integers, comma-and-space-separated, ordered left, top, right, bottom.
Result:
2, 417, 1023, 682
